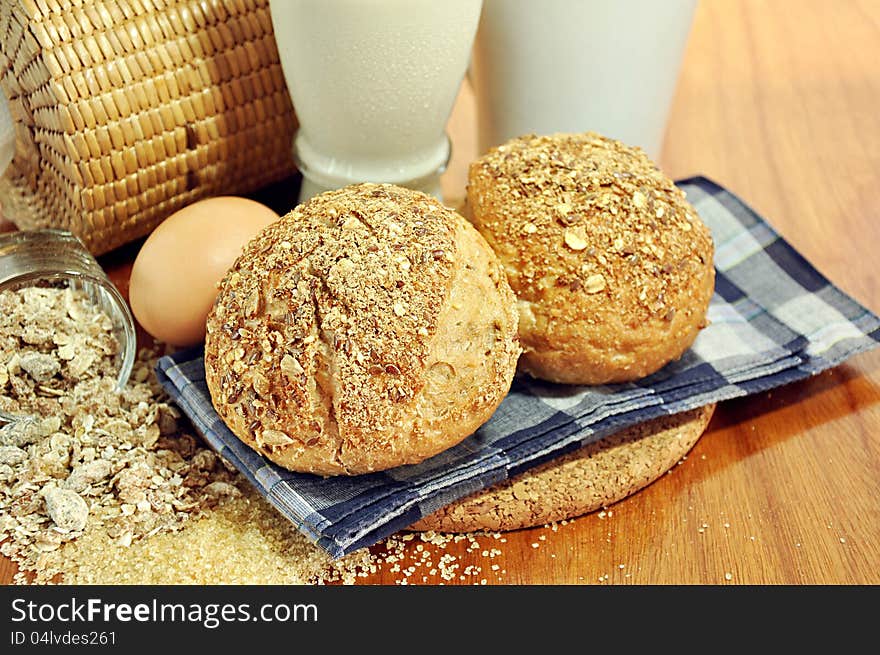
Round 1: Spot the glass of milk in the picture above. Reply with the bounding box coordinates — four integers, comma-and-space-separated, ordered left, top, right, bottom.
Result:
469, 0, 698, 159
269, 0, 483, 203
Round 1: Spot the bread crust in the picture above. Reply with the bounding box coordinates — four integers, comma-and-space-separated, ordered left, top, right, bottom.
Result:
204, 183, 520, 475
467, 132, 715, 384
411, 403, 715, 532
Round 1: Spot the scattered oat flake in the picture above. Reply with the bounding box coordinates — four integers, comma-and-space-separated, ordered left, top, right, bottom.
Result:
584, 274, 606, 294
563, 227, 588, 251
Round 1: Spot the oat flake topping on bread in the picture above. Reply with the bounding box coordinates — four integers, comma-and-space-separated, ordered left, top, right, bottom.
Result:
205, 183, 520, 475
467, 132, 715, 384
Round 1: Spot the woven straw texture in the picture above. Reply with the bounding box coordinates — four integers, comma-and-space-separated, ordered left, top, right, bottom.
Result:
0, 0, 297, 255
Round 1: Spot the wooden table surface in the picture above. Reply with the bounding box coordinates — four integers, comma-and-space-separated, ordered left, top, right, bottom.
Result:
3, 0, 879, 585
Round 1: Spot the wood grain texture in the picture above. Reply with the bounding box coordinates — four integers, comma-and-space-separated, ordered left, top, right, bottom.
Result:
2, 0, 878, 585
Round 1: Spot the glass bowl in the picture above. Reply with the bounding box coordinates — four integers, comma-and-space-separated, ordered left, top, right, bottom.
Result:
0, 229, 136, 393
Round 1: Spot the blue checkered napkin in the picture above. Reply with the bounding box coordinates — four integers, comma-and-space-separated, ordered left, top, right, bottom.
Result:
156, 176, 880, 558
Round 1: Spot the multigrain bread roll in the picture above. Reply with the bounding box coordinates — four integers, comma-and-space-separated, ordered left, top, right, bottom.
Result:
467, 132, 714, 384
205, 183, 520, 475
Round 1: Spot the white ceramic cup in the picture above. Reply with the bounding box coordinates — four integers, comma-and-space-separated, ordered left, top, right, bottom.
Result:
269, 0, 483, 203
469, 0, 697, 159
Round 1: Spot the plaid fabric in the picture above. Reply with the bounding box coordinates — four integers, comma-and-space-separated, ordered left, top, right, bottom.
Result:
156, 177, 880, 558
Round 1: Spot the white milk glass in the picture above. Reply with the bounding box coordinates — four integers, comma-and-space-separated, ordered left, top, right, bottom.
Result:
269, 0, 483, 203
469, 0, 697, 159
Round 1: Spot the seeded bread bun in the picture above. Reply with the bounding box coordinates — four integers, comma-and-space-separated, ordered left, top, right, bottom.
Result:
205, 183, 520, 476
467, 132, 715, 384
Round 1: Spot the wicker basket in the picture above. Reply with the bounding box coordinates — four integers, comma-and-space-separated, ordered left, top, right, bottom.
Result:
0, 0, 297, 255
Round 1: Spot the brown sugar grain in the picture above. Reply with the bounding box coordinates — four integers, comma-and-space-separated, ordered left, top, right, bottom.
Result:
48, 486, 377, 585
205, 183, 520, 475
467, 132, 715, 384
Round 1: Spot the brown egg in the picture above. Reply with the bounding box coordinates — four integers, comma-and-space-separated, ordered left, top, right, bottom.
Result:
130, 196, 280, 346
